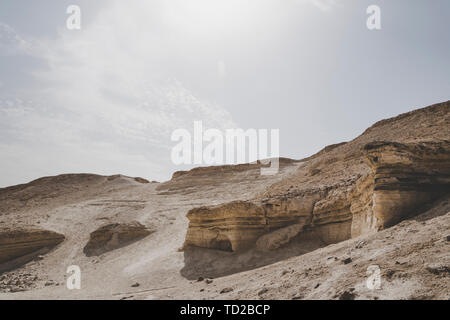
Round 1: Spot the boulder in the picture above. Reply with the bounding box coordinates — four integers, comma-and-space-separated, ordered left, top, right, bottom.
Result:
0, 228, 65, 272
83, 221, 153, 256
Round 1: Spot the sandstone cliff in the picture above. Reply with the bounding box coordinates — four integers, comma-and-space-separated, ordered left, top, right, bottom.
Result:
183, 101, 450, 252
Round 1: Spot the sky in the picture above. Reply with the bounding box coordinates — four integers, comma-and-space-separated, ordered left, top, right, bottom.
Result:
0, 0, 449, 187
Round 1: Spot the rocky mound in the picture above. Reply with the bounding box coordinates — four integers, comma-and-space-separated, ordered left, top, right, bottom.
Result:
0, 173, 152, 232
157, 158, 299, 195
83, 222, 154, 256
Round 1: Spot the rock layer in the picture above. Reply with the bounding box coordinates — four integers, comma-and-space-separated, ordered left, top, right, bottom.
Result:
0, 228, 65, 272
364, 140, 450, 230
185, 201, 267, 251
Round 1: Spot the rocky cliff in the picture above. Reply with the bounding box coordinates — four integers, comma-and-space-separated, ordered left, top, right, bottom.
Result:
183, 101, 450, 252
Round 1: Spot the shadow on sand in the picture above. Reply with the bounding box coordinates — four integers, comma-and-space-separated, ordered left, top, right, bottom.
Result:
180, 234, 325, 280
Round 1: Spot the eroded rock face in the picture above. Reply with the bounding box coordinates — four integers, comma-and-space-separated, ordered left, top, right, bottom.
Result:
364, 140, 450, 230
0, 228, 65, 272
184, 139, 450, 252
183, 101, 450, 252
185, 201, 267, 251
256, 224, 304, 251
83, 221, 153, 256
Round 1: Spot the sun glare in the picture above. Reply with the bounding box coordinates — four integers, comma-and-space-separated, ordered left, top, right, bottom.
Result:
163, 0, 272, 35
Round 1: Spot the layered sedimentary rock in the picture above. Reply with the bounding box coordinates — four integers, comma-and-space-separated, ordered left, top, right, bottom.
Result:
84, 221, 153, 256
363, 140, 450, 230
183, 101, 450, 252
0, 228, 65, 272
185, 201, 267, 251
255, 224, 304, 251
184, 139, 450, 251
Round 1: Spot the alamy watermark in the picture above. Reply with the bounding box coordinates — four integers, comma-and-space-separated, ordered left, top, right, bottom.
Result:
367, 5, 381, 30
171, 121, 280, 175
366, 265, 381, 290
66, 5, 81, 30
66, 4, 381, 31
66, 265, 81, 290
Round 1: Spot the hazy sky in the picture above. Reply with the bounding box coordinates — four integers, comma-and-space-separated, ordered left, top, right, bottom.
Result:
0, 0, 449, 187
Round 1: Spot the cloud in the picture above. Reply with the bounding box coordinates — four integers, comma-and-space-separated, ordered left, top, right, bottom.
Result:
0, 1, 237, 186
295, 0, 338, 12
0, 22, 32, 55
311, 0, 337, 12
217, 60, 227, 79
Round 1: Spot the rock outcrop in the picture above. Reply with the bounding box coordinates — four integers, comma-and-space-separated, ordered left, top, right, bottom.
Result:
359, 140, 450, 230
183, 101, 450, 252
84, 221, 153, 256
0, 228, 65, 272
158, 158, 299, 196
185, 201, 267, 251
256, 224, 304, 251
184, 140, 450, 251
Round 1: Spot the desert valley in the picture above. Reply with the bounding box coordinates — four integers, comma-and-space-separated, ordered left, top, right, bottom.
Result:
0, 101, 449, 300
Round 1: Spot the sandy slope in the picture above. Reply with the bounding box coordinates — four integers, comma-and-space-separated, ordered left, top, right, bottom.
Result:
0, 164, 299, 299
